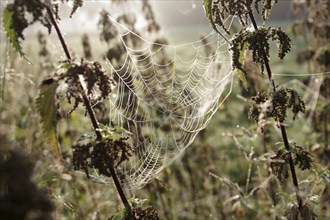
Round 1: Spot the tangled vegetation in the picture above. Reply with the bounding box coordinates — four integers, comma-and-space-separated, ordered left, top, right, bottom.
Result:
0, 0, 329, 219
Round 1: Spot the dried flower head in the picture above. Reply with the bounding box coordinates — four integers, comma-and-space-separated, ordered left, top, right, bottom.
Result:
270, 148, 290, 181
249, 88, 305, 130
231, 27, 291, 75
73, 137, 134, 178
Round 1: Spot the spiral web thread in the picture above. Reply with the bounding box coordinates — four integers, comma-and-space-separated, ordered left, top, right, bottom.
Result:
95, 16, 235, 189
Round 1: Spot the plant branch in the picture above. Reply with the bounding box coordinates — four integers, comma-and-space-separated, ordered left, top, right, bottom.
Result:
46, 6, 135, 219
248, 11, 303, 210
46, 6, 71, 60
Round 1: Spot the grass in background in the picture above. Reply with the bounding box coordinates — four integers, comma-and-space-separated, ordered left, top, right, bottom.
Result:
1, 18, 328, 219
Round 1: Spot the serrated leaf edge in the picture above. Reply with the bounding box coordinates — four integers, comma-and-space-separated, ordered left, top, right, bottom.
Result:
35, 79, 62, 158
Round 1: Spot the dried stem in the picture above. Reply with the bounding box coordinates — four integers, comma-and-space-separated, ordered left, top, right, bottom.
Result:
248, 11, 303, 210
46, 6, 135, 219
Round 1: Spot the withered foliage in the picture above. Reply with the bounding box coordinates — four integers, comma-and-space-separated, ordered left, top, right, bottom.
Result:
285, 203, 317, 220
293, 145, 313, 171
5, 0, 52, 41
131, 206, 160, 220
211, 0, 278, 34
58, 59, 115, 118
4, 0, 84, 46
270, 148, 290, 181
73, 137, 134, 178
270, 145, 313, 181
231, 27, 291, 75
248, 89, 305, 126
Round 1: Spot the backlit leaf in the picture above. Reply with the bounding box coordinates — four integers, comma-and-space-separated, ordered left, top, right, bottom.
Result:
2, 6, 25, 58
36, 78, 61, 158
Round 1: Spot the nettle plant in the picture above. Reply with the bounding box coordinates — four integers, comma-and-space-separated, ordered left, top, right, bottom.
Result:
2, 0, 324, 219
204, 0, 315, 218
2, 0, 158, 219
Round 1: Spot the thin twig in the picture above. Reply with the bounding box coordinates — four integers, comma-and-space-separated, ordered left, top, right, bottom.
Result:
248, 11, 303, 210
46, 5, 135, 219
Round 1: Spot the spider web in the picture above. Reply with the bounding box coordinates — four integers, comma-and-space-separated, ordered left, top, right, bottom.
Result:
98, 17, 234, 189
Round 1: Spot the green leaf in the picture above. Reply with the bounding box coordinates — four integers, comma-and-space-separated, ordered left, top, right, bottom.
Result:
2, 6, 25, 57
36, 78, 61, 158
203, 0, 229, 43
59, 63, 71, 69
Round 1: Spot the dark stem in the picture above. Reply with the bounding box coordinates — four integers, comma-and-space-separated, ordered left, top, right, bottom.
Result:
46, 5, 135, 219
80, 91, 102, 139
248, 11, 303, 210
46, 7, 71, 60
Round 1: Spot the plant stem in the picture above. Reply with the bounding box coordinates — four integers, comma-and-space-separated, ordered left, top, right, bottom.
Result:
46, 7, 71, 60
46, 6, 135, 219
248, 11, 303, 210
1, 39, 8, 118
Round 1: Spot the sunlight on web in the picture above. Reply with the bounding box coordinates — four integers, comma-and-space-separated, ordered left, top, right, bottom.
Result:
81, 12, 330, 190
92, 16, 235, 189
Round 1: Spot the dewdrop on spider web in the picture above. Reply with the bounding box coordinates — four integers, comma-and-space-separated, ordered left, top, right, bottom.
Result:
91, 15, 235, 190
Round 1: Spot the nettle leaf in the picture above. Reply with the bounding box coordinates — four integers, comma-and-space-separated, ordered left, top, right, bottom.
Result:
36, 78, 61, 158
203, 0, 228, 41
2, 7, 25, 57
